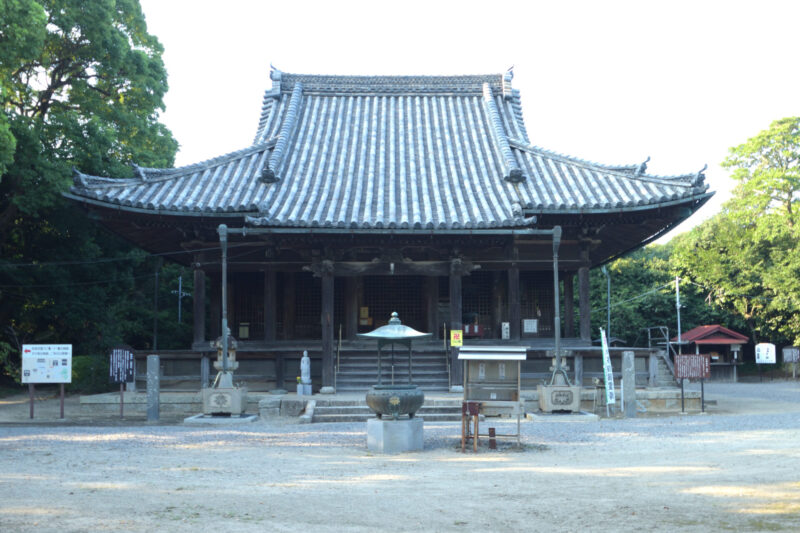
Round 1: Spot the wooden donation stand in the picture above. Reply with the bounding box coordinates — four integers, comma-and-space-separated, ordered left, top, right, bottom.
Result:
459, 345, 527, 450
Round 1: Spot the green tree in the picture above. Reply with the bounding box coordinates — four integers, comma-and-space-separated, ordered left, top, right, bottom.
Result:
722, 117, 800, 226
0, 0, 180, 381
671, 117, 800, 346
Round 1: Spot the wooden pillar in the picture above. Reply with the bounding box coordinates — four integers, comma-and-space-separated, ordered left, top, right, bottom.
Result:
275, 354, 285, 390
321, 270, 335, 389
193, 265, 206, 346
508, 247, 521, 341
209, 272, 221, 340
491, 272, 503, 340
344, 277, 358, 340
425, 276, 439, 338
449, 260, 464, 387
564, 273, 575, 338
264, 270, 276, 341
283, 272, 295, 340
578, 246, 591, 342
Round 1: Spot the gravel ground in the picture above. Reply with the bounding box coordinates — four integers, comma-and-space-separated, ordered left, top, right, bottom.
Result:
1, 381, 799, 532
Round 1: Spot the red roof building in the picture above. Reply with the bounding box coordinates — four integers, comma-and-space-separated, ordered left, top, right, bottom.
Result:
674, 325, 749, 381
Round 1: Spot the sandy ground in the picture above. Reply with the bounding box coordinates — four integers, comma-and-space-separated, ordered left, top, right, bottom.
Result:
1, 382, 799, 532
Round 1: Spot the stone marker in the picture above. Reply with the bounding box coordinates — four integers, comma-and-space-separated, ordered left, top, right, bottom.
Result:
146, 354, 160, 421
622, 350, 636, 418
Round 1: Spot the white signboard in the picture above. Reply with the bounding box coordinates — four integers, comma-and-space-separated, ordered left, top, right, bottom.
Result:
21, 344, 72, 384
600, 329, 615, 406
755, 343, 776, 364
523, 319, 538, 334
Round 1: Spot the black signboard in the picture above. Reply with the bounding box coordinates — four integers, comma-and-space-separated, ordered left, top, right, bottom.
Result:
109, 346, 135, 383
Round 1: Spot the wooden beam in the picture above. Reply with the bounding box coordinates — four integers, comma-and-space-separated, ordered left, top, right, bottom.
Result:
264, 270, 276, 341
193, 266, 206, 345
283, 272, 295, 340
564, 273, 575, 338
449, 260, 465, 386
321, 271, 335, 388
579, 246, 591, 341
425, 276, 439, 338
508, 248, 520, 341
492, 271, 503, 340
209, 272, 221, 340
345, 277, 358, 340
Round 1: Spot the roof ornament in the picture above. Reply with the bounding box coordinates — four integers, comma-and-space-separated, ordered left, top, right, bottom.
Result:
503, 66, 515, 101
260, 166, 280, 183
693, 164, 708, 186
636, 156, 650, 175
72, 167, 88, 188
269, 64, 282, 81
131, 163, 148, 181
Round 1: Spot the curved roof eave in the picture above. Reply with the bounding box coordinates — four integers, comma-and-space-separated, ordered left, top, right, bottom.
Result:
523, 192, 714, 216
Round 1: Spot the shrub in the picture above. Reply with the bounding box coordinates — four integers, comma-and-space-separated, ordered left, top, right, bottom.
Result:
70, 355, 112, 394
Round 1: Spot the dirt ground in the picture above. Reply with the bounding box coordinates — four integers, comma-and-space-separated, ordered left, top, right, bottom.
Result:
1, 382, 799, 532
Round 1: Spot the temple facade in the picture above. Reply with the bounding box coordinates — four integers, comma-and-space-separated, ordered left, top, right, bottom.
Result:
66, 69, 711, 392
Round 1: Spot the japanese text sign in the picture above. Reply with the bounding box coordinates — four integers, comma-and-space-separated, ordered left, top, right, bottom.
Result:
674, 354, 710, 380
22, 344, 72, 384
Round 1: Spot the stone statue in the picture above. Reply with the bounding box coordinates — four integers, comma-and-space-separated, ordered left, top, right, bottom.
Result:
301, 350, 311, 385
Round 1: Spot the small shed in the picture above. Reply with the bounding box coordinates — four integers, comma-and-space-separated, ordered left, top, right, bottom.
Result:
674, 325, 749, 382
458, 345, 527, 416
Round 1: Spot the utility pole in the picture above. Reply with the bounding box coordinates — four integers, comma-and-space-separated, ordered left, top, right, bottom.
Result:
171, 274, 191, 323
675, 275, 682, 356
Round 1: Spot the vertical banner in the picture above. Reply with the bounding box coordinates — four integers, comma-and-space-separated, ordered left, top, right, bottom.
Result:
600, 329, 616, 407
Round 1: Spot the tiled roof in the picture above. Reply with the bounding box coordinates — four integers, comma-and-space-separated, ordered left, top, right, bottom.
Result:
68, 69, 710, 229
675, 325, 750, 345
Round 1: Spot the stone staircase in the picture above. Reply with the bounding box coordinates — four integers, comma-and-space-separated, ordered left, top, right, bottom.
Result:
335, 349, 450, 392
311, 397, 463, 423
654, 353, 678, 387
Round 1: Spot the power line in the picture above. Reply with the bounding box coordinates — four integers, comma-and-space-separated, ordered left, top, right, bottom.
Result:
0, 242, 253, 269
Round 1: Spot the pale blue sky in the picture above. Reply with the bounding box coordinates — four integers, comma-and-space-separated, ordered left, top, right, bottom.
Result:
139, 0, 799, 241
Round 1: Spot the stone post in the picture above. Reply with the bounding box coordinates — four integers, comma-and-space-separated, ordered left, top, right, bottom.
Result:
146, 354, 160, 422
622, 350, 636, 418
648, 353, 659, 387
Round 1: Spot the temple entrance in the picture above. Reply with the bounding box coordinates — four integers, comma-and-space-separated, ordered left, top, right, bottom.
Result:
361, 275, 427, 333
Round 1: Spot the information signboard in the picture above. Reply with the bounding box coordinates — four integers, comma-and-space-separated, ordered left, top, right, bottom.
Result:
782, 347, 799, 363
674, 354, 711, 380
21, 344, 72, 384
109, 346, 135, 384
450, 330, 463, 347
755, 343, 776, 364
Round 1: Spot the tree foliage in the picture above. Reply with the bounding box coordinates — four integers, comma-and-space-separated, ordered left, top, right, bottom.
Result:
671, 117, 800, 346
0, 0, 182, 382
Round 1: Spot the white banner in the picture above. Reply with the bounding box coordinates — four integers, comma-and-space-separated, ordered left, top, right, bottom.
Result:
600, 329, 615, 406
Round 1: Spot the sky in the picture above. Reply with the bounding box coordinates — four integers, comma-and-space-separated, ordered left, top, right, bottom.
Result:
138, 0, 799, 242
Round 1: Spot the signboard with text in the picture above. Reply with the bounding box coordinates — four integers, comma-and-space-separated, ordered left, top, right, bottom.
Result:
674, 354, 710, 380
109, 346, 135, 384
21, 344, 72, 384
450, 330, 463, 347
755, 343, 776, 364
783, 347, 800, 363
600, 329, 615, 406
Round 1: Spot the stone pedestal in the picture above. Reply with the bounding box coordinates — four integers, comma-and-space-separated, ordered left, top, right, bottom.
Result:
297, 384, 312, 396
202, 386, 247, 415
367, 417, 423, 454
537, 384, 581, 413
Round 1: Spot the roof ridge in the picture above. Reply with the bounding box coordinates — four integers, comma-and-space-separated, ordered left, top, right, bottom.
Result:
273, 70, 506, 94
72, 141, 275, 189
508, 138, 705, 187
